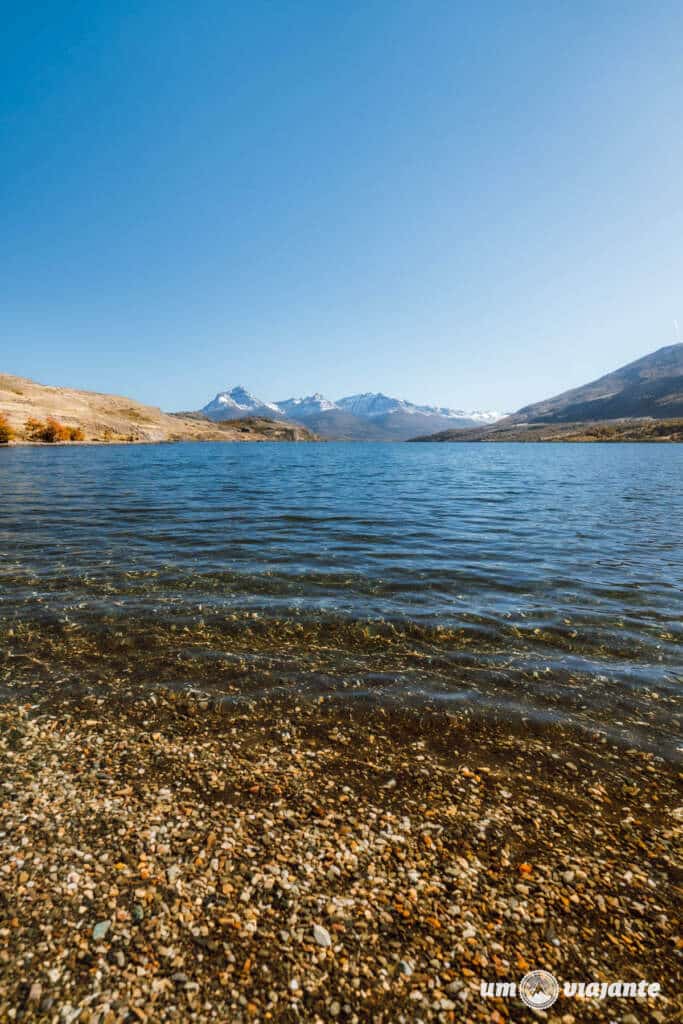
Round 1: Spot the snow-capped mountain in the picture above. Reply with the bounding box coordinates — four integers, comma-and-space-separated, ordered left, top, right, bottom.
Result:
337, 393, 505, 423
276, 393, 340, 418
201, 387, 284, 421
197, 387, 504, 438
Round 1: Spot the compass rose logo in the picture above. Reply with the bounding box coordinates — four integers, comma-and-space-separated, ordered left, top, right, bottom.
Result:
519, 970, 560, 1009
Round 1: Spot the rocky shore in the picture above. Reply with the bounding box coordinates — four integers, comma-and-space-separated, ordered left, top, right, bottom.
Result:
1, 685, 680, 1024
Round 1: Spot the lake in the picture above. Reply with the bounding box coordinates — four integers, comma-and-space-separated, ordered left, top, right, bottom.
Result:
1, 441, 681, 757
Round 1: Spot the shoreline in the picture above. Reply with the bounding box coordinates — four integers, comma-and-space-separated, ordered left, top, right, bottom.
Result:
2, 612, 679, 763
4, 433, 683, 446
410, 418, 683, 443
1, 688, 679, 1023
3, 438, 323, 447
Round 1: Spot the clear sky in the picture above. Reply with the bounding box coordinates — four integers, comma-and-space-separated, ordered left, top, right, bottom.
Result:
2, 2, 682, 412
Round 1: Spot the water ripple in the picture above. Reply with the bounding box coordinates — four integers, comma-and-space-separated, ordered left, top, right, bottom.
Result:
1, 441, 681, 755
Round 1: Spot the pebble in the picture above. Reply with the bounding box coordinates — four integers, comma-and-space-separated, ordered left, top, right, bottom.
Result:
27, 982, 42, 1005
313, 923, 332, 947
0, 684, 678, 1023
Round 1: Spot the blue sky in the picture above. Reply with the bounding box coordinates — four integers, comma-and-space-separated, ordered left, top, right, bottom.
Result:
2, 2, 682, 412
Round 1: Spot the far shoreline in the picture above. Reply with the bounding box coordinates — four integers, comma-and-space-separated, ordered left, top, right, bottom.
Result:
3, 433, 683, 448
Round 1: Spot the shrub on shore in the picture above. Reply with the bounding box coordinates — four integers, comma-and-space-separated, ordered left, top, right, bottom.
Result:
42, 417, 71, 442
24, 415, 42, 436
24, 416, 85, 442
25, 416, 46, 440
0, 413, 15, 443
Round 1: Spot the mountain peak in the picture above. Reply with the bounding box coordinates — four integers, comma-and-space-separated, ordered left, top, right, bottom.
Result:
201, 387, 283, 420
276, 394, 340, 417
218, 385, 259, 404
337, 393, 408, 417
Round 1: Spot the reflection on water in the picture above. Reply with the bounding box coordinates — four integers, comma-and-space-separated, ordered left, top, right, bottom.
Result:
1, 441, 681, 757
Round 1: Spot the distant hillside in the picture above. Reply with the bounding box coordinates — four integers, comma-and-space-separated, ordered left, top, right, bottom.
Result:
284, 408, 391, 441
174, 412, 316, 441
411, 417, 683, 443
0, 375, 316, 443
411, 343, 683, 442
510, 343, 683, 424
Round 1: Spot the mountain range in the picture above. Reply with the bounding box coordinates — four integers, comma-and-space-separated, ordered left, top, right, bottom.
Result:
200, 389, 504, 441
412, 343, 683, 441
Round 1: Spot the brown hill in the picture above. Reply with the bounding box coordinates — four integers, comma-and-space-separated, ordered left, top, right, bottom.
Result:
0, 374, 317, 443
410, 417, 683, 443
509, 343, 683, 424
411, 343, 683, 442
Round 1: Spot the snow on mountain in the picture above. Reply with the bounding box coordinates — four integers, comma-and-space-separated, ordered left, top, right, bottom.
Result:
276, 393, 340, 418
337, 393, 504, 422
464, 410, 506, 424
201, 387, 283, 420
198, 387, 504, 430
337, 393, 409, 417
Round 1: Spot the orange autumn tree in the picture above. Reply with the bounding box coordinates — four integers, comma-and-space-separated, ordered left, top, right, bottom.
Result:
42, 417, 71, 442
24, 416, 84, 442
0, 413, 15, 444
25, 416, 45, 440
